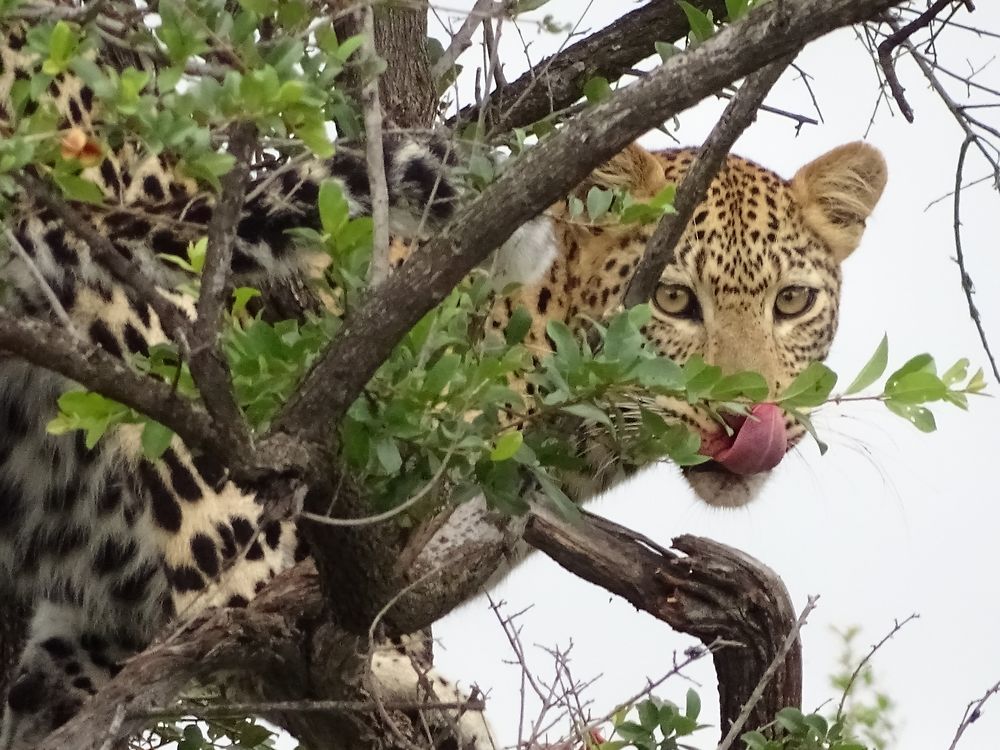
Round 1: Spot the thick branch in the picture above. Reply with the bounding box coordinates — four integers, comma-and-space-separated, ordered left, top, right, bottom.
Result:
190, 121, 256, 456
449, 0, 729, 132
625, 55, 794, 306
273, 0, 900, 445
524, 508, 802, 736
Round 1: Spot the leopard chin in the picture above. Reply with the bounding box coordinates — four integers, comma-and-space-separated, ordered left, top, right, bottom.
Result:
683, 462, 772, 508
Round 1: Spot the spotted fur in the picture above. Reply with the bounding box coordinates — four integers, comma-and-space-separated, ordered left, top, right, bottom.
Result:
0, 18, 886, 750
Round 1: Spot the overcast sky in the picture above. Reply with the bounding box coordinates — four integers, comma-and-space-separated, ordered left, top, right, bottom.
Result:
421, 3, 1000, 750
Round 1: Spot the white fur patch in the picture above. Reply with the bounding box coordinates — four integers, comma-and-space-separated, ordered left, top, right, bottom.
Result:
489, 218, 558, 290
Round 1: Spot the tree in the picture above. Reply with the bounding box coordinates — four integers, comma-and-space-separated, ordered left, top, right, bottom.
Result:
0, 0, 996, 749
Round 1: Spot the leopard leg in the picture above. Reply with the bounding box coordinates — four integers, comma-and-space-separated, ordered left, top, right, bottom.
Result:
0, 601, 133, 750
372, 635, 495, 750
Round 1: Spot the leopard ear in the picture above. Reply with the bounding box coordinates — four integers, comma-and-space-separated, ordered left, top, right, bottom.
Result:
791, 142, 887, 262
578, 143, 666, 199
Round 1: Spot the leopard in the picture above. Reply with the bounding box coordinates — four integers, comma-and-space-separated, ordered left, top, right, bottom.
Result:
0, 16, 887, 750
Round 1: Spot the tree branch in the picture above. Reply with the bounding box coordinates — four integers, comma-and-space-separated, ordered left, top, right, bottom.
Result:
624, 54, 795, 307
190, 121, 256, 457
448, 0, 729, 133
524, 507, 802, 737
273, 0, 900, 446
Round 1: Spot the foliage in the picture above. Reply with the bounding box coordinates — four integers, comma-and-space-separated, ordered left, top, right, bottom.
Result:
827, 627, 897, 750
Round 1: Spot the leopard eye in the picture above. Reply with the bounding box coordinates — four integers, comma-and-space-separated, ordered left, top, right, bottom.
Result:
653, 283, 701, 321
774, 286, 818, 319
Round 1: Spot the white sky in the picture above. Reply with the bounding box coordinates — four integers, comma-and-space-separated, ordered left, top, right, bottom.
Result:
422, 3, 1000, 750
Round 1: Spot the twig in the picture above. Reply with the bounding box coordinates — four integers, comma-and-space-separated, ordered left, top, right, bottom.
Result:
624, 54, 795, 307
715, 596, 820, 750
190, 121, 256, 456
877, 0, 956, 122
953, 137, 1000, 381
132, 697, 485, 720
95, 704, 126, 750
947, 679, 1000, 750
2, 227, 79, 337
431, 0, 497, 80
300, 447, 453, 527
834, 613, 919, 722
355, 3, 391, 286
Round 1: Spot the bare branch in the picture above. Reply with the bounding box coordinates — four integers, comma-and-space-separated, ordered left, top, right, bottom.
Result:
948, 678, 1000, 750
132, 697, 484, 721
624, 54, 795, 308
835, 614, 919, 723
1, 227, 79, 337
877, 0, 957, 122
430, 0, 498, 81
190, 120, 256, 457
953, 137, 1000, 381
273, 0, 900, 445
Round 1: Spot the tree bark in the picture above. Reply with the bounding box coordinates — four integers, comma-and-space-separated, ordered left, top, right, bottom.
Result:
524, 509, 802, 738
374, 2, 438, 127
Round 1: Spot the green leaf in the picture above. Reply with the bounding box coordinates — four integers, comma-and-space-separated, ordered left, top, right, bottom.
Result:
725, 0, 749, 21
53, 173, 104, 205
884, 371, 947, 404
586, 186, 614, 222
775, 707, 807, 733
561, 402, 612, 428
532, 467, 579, 521
942, 357, 970, 386
885, 401, 937, 432
677, 0, 716, 41
375, 437, 402, 473
741, 731, 769, 750
490, 431, 523, 462
637, 700, 659, 731
787, 408, 828, 455
318, 179, 350, 236
141, 420, 174, 459
504, 306, 533, 346
583, 76, 612, 103
685, 688, 701, 720
844, 334, 888, 395
546, 320, 581, 370
885, 353, 935, 390
710, 371, 769, 401
231, 287, 261, 316
778, 362, 837, 409
655, 40, 680, 62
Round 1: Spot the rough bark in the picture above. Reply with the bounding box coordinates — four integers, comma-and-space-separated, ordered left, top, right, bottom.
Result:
374, 2, 437, 127
524, 509, 802, 738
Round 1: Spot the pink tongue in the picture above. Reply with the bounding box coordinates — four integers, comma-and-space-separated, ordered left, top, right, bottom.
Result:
713, 403, 788, 475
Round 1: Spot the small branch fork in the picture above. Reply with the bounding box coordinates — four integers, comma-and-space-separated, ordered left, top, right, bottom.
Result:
876, 0, 962, 123
624, 54, 796, 308
947, 678, 1000, 750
